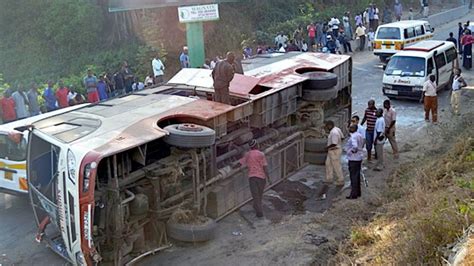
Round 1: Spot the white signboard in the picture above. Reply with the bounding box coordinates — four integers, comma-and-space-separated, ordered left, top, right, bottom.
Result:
178, 4, 219, 23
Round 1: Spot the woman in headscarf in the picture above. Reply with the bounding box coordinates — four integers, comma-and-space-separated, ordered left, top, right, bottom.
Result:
461, 30, 474, 69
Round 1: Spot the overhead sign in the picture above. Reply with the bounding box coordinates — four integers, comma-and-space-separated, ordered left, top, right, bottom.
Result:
178, 4, 219, 23
108, 0, 237, 12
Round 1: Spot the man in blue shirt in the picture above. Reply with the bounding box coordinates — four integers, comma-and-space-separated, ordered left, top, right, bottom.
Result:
180, 46, 190, 68
42, 81, 57, 112
345, 124, 365, 199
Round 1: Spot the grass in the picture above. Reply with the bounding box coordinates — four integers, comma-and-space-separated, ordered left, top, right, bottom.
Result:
336, 134, 474, 264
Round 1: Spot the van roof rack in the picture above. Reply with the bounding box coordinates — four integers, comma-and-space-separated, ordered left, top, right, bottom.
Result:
403, 40, 445, 52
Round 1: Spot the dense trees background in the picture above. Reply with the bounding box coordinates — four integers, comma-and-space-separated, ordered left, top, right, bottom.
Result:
0, 0, 455, 94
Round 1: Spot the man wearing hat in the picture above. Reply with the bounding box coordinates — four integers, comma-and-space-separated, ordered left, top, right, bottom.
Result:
239, 139, 270, 218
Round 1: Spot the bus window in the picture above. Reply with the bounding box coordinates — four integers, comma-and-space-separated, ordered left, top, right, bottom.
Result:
0, 133, 27, 161
377, 27, 401, 40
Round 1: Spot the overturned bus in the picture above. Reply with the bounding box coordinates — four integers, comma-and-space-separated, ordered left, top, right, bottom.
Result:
27, 52, 352, 265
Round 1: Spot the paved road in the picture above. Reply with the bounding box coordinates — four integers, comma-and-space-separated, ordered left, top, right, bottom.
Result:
0, 10, 472, 266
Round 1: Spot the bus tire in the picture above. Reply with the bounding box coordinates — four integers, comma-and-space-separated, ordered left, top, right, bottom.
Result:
302, 71, 338, 90
166, 217, 217, 242
304, 138, 327, 153
302, 87, 338, 101
163, 124, 216, 148
304, 151, 327, 165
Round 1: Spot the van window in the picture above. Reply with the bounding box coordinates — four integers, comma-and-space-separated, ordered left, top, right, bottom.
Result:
404, 27, 416, 39
0, 134, 27, 161
427, 57, 434, 74
415, 25, 425, 36
385, 56, 425, 77
377, 27, 401, 39
435, 53, 447, 67
424, 24, 433, 33
446, 48, 457, 63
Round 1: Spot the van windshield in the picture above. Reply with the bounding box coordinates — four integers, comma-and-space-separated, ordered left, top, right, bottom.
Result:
376, 27, 401, 40
385, 56, 425, 77
0, 133, 27, 161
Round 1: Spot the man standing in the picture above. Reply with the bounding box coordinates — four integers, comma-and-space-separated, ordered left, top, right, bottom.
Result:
459, 22, 465, 55
43, 81, 57, 112
355, 24, 366, 51
374, 108, 386, 171
307, 23, 316, 50
27, 83, 41, 116
55, 80, 69, 108
451, 68, 467, 116
120, 61, 134, 94
421, 74, 438, 123
461, 30, 473, 70
422, 0, 429, 18
373, 4, 380, 29
394, 1, 403, 21
212, 52, 235, 105
324, 120, 345, 186
12, 85, 30, 119
180, 46, 191, 68
239, 139, 270, 218
446, 32, 458, 49
351, 115, 366, 143
345, 124, 365, 199
361, 100, 377, 160
383, 100, 399, 159
329, 17, 340, 38
0, 90, 17, 123
368, 4, 375, 30
342, 12, 352, 40
84, 70, 99, 103
152, 55, 165, 84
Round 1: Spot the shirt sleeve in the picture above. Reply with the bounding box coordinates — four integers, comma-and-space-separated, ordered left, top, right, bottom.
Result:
239, 154, 247, 166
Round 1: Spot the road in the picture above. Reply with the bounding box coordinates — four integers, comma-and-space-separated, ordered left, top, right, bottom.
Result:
0, 9, 472, 266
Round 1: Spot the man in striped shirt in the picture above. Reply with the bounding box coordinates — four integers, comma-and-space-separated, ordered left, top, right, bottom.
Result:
361, 100, 377, 161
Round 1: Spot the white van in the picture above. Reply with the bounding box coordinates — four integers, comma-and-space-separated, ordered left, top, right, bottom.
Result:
374, 20, 434, 62
382, 40, 458, 100
0, 104, 87, 195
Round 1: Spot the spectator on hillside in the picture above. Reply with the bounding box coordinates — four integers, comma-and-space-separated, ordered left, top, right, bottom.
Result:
12, 84, 30, 119
301, 40, 309, 52
145, 74, 154, 87
316, 22, 326, 49
368, 5, 375, 29
0, 90, 16, 123
43, 81, 57, 112
113, 70, 125, 96
84, 69, 99, 103
55, 80, 69, 108
363, 8, 370, 28
97, 76, 109, 101
121, 61, 134, 94
27, 83, 40, 116
383, 6, 392, 24
355, 13, 363, 28
307, 23, 317, 50
243, 46, 253, 59
329, 17, 341, 37
203, 59, 212, 69
274, 32, 288, 49
293, 27, 303, 49
180, 46, 191, 68
326, 35, 337, 54
367, 28, 375, 51
447, 32, 457, 49
152, 54, 165, 84
104, 72, 115, 98
338, 31, 353, 53
286, 40, 300, 52
394, 0, 403, 21
373, 4, 380, 29
343, 12, 353, 40
132, 78, 145, 91
67, 86, 85, 106
422, 0, 429, 18
408, 8, 414, 20
459, 22, 465, 54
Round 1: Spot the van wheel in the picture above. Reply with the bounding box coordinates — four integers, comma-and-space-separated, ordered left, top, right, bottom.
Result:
304, 151, 327, 165
166, 217, 217, 242
305, 138, 327, 153
302, 87, 338, 101
163, 124, 216, 148
302, 71, 338, 90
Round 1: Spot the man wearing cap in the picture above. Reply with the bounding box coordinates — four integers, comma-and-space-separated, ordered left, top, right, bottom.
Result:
324, 120, 345, 186
212, 52, 235, 105
239, 139, 270, 218
180, 46, 190, 68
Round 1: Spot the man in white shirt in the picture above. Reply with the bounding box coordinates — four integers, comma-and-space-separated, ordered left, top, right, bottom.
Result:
152, 55, 165, 84
421, 74, 438, 123
374, 108, 386, 171
351, 115, 366, 145
324, 120, 345, 186
329, 17, 341, 37
383, 100, 399, 159
345, 124, 365, 199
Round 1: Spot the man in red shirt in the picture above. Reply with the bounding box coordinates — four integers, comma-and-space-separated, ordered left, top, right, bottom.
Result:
239, 139, 270, 218
55, 80, 70, 108
307, 23, 317, 51
0, 90, 17, 123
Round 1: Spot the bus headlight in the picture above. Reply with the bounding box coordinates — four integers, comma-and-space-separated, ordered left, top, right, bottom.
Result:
67, 150, 76, 180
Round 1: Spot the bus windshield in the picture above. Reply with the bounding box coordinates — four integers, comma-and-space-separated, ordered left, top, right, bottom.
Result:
376, 27, 401, 40
385, 56, 426, 77
0, 133, 27, 161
